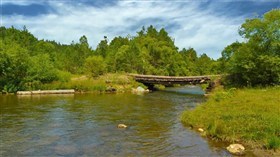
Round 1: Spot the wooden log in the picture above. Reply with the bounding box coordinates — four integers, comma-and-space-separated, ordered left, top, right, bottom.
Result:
17, 89, 75, 95
17, 91, 32, 95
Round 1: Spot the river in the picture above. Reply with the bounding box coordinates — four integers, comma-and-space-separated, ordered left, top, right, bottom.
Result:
0, 86, 231, 156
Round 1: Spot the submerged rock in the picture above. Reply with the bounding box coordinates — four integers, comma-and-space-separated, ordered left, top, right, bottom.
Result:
226, 144, 245, 155
54, 145, 79, 156
117, 124, 127, 128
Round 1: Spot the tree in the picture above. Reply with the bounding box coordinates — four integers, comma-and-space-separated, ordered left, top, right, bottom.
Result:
226, 9, 280, 86
180, 48, 198, 75
95, 36, 108, 57
0, 43, 30, 92
26, 54, 58, 84
84, 56, 107, 78
105, 36, 129, 72
196, 53, 213, 75
219, 42, 242, 73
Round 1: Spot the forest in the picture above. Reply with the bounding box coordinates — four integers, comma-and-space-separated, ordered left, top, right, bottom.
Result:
0, 9, 279, 92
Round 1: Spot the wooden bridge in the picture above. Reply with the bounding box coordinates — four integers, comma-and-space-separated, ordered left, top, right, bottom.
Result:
129, 74, 212, 86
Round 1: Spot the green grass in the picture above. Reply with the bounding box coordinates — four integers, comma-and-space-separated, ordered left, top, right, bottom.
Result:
181, 86, 280, 150
38, 73, 143, 93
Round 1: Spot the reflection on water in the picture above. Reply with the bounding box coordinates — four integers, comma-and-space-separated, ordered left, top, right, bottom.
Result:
0, 86, 230, 156
163, 85, 205, 95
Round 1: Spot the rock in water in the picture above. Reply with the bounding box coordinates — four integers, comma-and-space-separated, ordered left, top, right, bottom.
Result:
136, 86, 145, 92
198, 128, 204, 132
226, 144, 245, 155
117, 124, 127, 128
132, 86, 149, 93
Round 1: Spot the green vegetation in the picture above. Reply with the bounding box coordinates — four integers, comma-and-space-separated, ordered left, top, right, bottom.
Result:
221, 9, 280, 87
181, 86, 280, 150
84, 56, 107, 78
0, 25, 219, 93
181, 9, 280, 152
1, 10, 278, 93
0, 6, 279, 154
39, 73, 141, 93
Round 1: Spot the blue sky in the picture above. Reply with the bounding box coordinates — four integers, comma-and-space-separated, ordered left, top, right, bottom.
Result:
1, 0, 279, 59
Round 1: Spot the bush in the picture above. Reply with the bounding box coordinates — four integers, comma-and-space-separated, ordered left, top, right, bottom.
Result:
84, 56, 107, 78
267, 136, 280, 150
57, 70, 71, 82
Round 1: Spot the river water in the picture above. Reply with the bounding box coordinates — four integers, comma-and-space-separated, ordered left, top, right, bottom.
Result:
0, 86, 230, 156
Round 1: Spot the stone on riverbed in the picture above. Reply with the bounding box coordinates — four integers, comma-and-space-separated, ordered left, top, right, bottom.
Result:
117, 124, 127, 128
54, 145, 79, 156
198, 128, 204, 132
226, 144, 245, 155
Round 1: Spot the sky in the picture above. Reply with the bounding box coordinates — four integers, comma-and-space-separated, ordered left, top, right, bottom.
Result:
1, 0, 279, 59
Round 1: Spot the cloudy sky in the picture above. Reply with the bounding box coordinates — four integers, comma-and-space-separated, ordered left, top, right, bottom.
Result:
1, 0, 279, 59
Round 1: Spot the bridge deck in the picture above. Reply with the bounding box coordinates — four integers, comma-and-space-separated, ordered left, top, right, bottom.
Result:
129, 74, 212, 85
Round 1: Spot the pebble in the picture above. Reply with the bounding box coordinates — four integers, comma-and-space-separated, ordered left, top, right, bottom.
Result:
117, 124, 127, 128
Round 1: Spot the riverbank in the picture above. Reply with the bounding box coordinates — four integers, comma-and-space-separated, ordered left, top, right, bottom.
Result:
21, 74, 145, 94
181, 86, 280, 156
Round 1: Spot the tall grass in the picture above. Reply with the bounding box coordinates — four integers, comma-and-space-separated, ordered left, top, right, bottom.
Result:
38, 73, 142, 93
181, 86, 280, 150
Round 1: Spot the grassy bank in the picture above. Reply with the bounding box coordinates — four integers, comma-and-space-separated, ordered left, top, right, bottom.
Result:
181, 86, 280, 151
36, 73, 143, 93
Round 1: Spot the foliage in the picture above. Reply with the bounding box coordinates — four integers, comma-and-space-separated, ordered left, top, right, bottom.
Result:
41, 73, 141, 93
100, 25, 218, 76
0, 26, 94, 92
27, 54, 58, 83
1, 25, 221, 92
84, 56, 107, 78
57, 70, 72, 82
1, 9, 279, 92
224, 9, 280, 86
0, 42, 30, 92
181, 86, 280, 150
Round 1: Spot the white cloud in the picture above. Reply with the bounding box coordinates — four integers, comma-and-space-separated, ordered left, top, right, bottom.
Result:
2, 0, 45, 5
2, 0, 246, 59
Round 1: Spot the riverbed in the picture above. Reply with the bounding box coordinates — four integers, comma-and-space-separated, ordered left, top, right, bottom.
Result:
0, 86, 230, 156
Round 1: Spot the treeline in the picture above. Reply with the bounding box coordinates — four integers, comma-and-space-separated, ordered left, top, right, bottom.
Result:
93, 26, 219, 76
0, 9, 279, 92
0, 26, 218, 92
220, 9, 280, 86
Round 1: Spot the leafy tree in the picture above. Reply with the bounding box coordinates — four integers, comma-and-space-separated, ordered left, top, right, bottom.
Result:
105, 36, 130, 72
95, 36, 108, 57
84, 56, 107, 78
180, 48, 198, 75
196, 53, 213, 75
26, 54, 58, 84
219, 42, 242, 73
0, 43, 30, 92
226, 9, 280, 86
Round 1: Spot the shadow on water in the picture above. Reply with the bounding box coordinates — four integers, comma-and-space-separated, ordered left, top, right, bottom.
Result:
0, 87, 234, 156
162, 85, 205, 95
